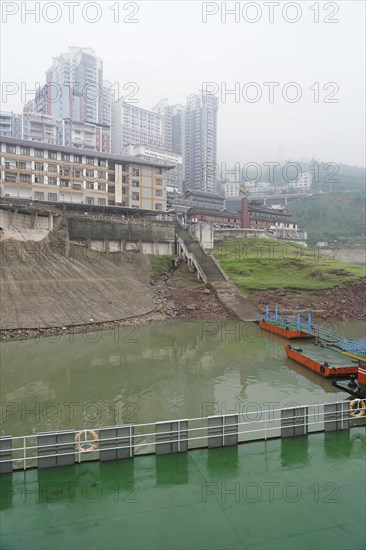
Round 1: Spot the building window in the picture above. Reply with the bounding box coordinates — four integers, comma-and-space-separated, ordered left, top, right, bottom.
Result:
86, 197, 94, 205
20, 174, 31, 183
5, 173, 17, 182
98, 198, 106, 206
73, 155, 82, 163
48, 164, 58, 173
98, 183, 106, 191
132, 192, 140, 201
86, 170, 94, 177
60, 179, 69, 187
6, 145, 16, 154
34, 176, 44, 183
155, 167, 163, 175
19, 162, 27, 170
155, 178, 162, 185
155, 203, 162, 210
61, 153, 70, 161
34, 162, 44, 171
74, 170, 82, 177
98, 171, 106, 179
48, 178, 57, 185
20, 147, 30, 155
98, 159, 106, 167
34, 192, 44, 200
48, 193, 57, 201
86, 156, 95, 165
86, 182, 94, 190
155, 189, 162, 197
48, 151, 57, 159
34, 149, 44, 158
122, 187, 127, 195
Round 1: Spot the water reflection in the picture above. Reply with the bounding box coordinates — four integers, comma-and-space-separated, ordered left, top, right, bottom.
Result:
1, 320, 355, 436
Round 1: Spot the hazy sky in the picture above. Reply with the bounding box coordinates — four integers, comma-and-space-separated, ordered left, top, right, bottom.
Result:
1, 0, 365, 167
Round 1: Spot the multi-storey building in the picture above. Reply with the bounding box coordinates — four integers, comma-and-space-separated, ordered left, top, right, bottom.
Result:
113, 101, 164, 154
291, 172, 312, 190
42, 47, 105, 123
0, 112, 111, 153
224, 181, 240, 197
25, 48, 113, 135
0, 137, 171, 211
184, 93, 218, 193
152, 99, 185, 155
123, 144, 183, 190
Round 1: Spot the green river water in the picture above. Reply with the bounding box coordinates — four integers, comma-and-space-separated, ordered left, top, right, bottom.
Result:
1, 320, 365, 437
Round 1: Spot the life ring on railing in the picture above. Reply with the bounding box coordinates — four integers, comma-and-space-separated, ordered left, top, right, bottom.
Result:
349, 399, 366, 418
75, 430, 99, 452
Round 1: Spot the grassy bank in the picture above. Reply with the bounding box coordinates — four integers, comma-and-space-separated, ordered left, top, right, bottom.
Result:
149, 255, 174, 277
212, 238, 365, 291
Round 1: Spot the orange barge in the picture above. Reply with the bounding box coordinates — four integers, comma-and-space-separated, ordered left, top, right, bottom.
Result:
285, 344, 359, 378
259, 320, 313, 340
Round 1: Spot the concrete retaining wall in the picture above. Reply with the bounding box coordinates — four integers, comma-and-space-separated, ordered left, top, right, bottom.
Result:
67, 217, 175, 243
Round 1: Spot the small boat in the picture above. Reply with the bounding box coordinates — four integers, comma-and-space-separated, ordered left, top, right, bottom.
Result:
285, 344, 358, 378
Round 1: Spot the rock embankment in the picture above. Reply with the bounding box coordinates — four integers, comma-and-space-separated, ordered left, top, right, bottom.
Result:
250, 279, 366, 321
150, 262, 234, 320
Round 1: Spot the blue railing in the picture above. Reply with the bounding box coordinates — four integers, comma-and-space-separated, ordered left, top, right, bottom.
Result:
259, 306, 366, 358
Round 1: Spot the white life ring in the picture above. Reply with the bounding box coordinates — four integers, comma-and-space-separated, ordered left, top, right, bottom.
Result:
349, 399, 366, 418
75, 430, 99, 452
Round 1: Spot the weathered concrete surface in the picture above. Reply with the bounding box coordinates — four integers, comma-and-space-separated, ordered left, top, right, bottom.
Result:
0, 240, 156, 329
67, 216, 175, 243
212, 281, 258, 322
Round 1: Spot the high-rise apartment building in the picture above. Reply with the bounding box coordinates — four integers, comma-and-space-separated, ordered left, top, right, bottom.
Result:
184, 93, 218, 193
152, 99, 185, 155
25, 48, 113, 136
113, 101, 164, 154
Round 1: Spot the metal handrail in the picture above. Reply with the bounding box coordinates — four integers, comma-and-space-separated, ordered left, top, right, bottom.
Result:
1, 400, 364, 469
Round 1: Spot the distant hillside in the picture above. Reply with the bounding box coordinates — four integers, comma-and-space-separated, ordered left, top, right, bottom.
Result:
234, 160, 365, 193
289, 192, 366, 245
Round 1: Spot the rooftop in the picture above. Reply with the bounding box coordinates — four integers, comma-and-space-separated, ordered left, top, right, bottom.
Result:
0, 136, 175, 170
1, 428, 365, 549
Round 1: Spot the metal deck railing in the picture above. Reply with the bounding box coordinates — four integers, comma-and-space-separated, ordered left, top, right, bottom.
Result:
259, 306, 366, 358
1, 400, 365, 472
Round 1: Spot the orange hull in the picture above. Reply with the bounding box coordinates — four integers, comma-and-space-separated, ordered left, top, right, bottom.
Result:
285, 346, 358, 378
259, 321, 313, 340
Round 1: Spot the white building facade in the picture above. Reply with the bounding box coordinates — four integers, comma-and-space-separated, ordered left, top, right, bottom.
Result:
123, 144, 183, 190
113, 102, 164, 154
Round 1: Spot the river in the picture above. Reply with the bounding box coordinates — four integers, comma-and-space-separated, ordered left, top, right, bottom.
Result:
1, 320, 364, 437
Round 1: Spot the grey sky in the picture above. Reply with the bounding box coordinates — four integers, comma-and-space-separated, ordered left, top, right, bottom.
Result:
1, 0, 365, 166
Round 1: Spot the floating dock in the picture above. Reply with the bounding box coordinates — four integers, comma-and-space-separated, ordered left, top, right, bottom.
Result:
285, 344, 359, 378
259, 320, 313, 339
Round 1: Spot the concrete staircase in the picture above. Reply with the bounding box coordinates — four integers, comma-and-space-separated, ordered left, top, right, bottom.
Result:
175, 223, 258, 322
